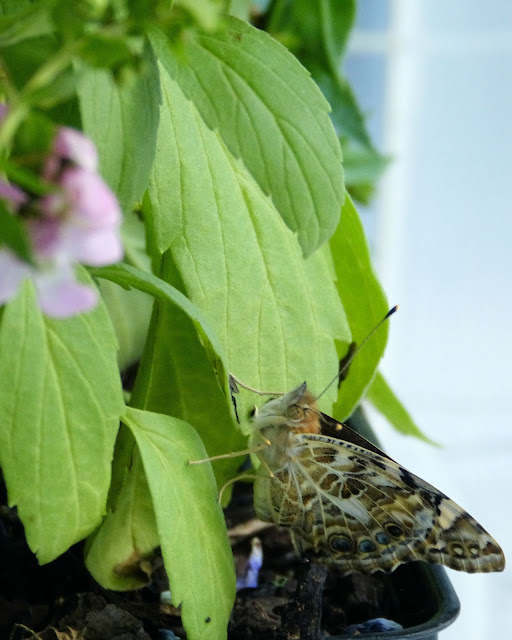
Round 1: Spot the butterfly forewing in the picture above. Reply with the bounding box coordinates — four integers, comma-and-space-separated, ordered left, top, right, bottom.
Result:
251, 384, 505, 574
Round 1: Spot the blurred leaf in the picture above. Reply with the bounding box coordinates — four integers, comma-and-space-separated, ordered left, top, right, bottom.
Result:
312, 65, 372, 148
330, 195, 389, 421
0, 4, 53, 47
342, 142, 390, 184
342, 140, 390, 205
0, 0, 31, 13
79, 34, 140, 69
0, 199, 32, 262
0, 36, 59, 91
150, 17, 344, 257
0, 273, 125, 563
0, 156, 55, 196
77, 41, 161, 214
175, 0, 223, 30
366, 371, 437, 444
124, 407, 235, 640
145, 63, 349, 426
13, 110, 55, 159
269, 0, 356, 71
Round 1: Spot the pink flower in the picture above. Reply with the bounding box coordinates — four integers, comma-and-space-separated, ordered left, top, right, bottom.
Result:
0, 126, 123, 318
0, 250, 98, 318
54, 127, 98, 171
44, 127, 99, 180
39, 167, 122, 266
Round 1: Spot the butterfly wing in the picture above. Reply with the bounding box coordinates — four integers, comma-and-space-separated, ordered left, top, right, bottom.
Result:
264, 432, 504, 574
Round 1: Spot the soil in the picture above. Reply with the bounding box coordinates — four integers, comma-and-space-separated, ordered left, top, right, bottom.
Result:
0, 478, 436, 640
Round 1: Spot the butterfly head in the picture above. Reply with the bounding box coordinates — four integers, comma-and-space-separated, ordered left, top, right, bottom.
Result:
251, 382, 322, 437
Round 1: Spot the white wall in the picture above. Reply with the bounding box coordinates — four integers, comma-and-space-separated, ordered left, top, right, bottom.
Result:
347, 2, 512, 638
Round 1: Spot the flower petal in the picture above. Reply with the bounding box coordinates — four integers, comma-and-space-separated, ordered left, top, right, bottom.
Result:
0, 179, 28, 210
61, 167, 122, 227
27, 218, 62, 260
61, 225, 123, 266
0, 249, 32, 304
35, 267, 98, 318
54, 127, 98, 172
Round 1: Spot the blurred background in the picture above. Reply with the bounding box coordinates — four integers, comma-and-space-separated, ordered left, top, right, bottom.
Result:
345, 2, 512, 638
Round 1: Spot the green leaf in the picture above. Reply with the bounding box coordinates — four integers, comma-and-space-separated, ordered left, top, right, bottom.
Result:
330, 194, 389, 420
129, 250, 246, 494
0, 156, 55, 196
124, 407, 235, 640
0, 4, 53, 47
90, 262, 230, 391
270, 0, 356, 71
149, 18, 344, 256
0, 35, 59, 92
77, 41, 161, 214
267, 0, 372, 149
0, 199, 32, 262
0, 274, 125, 563
145, 65, 349, 423
342, 142, 390, 185
312, 66, 373, 148
366, 371, 437, 444
90, 262, 245, 488
98, 213, 153, 371
342, 141, 390, 205
99, 278, 152, 371
85, 437, 160, 590
175, 0, 223, 30
79, 34, 139, 69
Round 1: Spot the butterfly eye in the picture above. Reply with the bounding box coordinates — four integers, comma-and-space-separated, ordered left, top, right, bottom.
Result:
249, 406, 258, 418
286, 404, 305, 421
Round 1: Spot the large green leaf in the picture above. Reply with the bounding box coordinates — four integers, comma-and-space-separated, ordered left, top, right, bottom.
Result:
0, 275, 124, 563
91, 261, 244, 489
77, 42, 161, 214
90, 262, 230, 396
146, 64, 349, 424
267, 0, 372, 149
129, 250, 246, 493
124, 407, 235, 640
149, 17, 344, 256
330, 195, 390, 420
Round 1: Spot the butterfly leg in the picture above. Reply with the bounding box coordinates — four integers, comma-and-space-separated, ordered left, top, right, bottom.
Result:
188, 440, 270, 465
218, 472, 260, 504
229, 373, 283, 397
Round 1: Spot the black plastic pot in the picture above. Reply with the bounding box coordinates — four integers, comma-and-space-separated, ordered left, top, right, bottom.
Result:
329, 408, 461, 639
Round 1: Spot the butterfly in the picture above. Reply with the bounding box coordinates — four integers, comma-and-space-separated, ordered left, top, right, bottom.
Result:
249, 381, 505, 574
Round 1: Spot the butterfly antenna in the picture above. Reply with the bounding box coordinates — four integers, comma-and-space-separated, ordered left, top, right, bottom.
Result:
315, 305, 399, 402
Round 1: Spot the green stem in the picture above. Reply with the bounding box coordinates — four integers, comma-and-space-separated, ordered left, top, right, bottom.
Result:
0, 39, 83, 151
